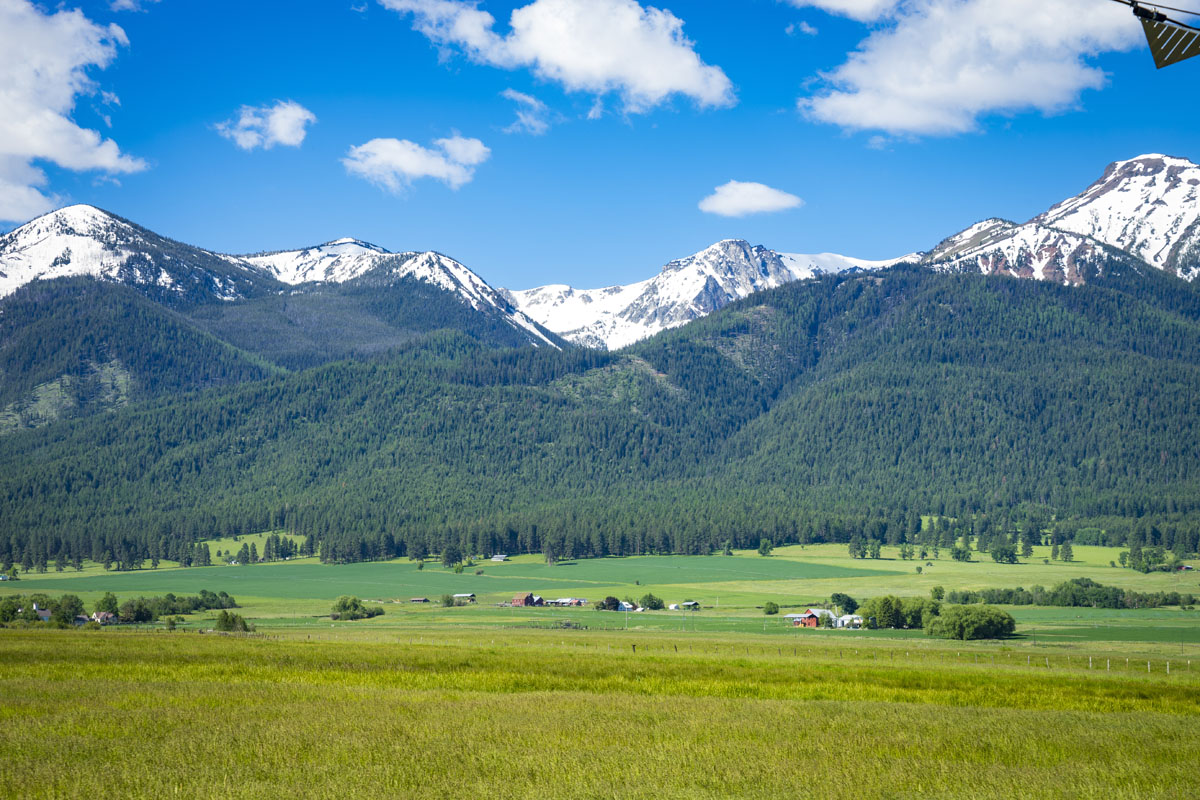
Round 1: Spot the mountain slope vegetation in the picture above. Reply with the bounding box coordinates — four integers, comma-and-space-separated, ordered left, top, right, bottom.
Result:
2, 267, 1199, 570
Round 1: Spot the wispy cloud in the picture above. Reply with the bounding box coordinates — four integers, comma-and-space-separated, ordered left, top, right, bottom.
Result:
502, 89, 553, 135
110, 0, 161, 11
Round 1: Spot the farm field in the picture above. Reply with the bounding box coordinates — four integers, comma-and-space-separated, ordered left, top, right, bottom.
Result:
3, 543, 1197, 654
3, 543, 1195, 617
1, 628, 1197, 799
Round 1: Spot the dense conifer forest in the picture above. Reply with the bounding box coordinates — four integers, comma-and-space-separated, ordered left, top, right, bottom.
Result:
2, 266, 1200, 571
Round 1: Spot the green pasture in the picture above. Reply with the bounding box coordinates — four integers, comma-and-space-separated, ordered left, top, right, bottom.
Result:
3, 544, 1196, 652
1, 629, 1197, 799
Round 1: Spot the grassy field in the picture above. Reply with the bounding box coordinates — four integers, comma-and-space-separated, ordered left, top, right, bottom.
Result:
1, 628, 1197, 799
7, 542, 1190, 623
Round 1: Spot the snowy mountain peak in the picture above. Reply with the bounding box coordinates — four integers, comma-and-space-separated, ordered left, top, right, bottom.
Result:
0, 203, 260, 303
240, 238, 398, 284
510, 239, 909, 350
1034, 153, 1200, 278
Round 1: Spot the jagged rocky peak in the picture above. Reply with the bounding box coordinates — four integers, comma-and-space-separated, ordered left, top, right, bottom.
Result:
1034, 153, 1200, 279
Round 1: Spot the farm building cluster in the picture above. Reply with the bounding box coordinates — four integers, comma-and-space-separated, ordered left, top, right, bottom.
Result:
784, 609, 863, 628
509, 593, 588, 607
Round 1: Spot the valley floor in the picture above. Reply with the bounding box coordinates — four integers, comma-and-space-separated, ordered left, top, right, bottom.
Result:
1, 628, 1196, 799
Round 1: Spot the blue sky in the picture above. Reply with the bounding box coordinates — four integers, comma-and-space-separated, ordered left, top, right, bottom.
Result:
2, 0, 1198, 288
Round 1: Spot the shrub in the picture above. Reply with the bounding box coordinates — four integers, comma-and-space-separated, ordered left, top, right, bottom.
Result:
763, 601, 779, 616
331, 596, 384, 620
214, 610, 254, 633
925, 605, 1015, 640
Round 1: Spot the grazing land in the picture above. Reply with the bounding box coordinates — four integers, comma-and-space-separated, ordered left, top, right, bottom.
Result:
3, 543, 1198, 797
1, 628, 1197, 799
3, 543, 1194, 631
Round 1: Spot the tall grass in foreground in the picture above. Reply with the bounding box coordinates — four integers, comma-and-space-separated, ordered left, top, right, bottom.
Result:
1, 630, 1196, 799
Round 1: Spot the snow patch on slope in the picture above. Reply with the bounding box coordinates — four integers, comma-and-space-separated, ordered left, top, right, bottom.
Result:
1035, 153, 1200, 280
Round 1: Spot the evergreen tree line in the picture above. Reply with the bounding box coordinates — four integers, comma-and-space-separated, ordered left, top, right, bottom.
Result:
2, 269, 1200, 566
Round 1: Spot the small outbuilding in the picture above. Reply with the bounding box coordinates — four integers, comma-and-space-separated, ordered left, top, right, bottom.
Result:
837, 614, 864, 629
410, 597, 430, 604
452, 593, 477, 604
491, 554, 509, 562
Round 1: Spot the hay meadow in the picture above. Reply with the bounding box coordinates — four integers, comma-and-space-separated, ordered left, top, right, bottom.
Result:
3, 543, 1198, 798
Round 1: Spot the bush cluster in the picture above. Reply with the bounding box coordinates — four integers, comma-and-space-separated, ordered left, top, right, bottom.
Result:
331, 596, 384, 620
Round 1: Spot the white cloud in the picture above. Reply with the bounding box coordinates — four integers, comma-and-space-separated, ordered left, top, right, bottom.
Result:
502, 88, 551, 134
800, 0, 1141, 136
216, 100, 317, 151
786, 21, 819, 36
0, 0, 145, 222
343, 134, 491, 191
110, 0, 161, 11
699, 181, 804, 217
785, 0, 899, 22
379, 0, 735, 113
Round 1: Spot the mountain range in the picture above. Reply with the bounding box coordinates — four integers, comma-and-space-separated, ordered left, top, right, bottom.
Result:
3, 151, 1200, 567
3, 153, 1198, 430
508, 154, 1200, 348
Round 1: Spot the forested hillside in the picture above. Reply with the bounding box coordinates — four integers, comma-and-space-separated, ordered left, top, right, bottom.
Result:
0, 279, 281, 431
2, 266, 1199, 571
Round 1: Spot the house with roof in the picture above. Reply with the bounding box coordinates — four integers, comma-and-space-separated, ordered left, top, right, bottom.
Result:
490, 554, 508, 562
409, 597, 430, 604
512, 592, 544, 607
91, 611, 117, 625
837, 614, 864, 629
786, 608, 836, 628
452, 593, 476, 603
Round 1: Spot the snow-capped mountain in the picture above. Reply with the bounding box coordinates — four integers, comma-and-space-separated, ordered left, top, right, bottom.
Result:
241, 238, 391, 284
0, 205, 269, 305
921, 218, 1119, 285
1034, 154, 1200, 280
240, 240, 559, 346
0, 205, 559, 348
508, 239, 915, 349
927, 154, 1200, 284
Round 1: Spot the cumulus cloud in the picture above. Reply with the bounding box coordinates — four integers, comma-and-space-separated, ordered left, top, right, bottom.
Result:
343, 134, 491, 191
216, 100, 318, 151
502, 89, 552, 134
699, 181, 804, 218
379, 0, 735, 113
800, 0, 1141, 136
0, 0, 145, 222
